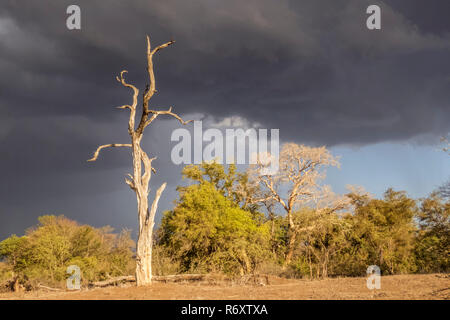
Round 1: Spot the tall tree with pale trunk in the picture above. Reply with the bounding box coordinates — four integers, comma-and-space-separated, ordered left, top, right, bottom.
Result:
248, 143, 344, 267
87, 36, 192, 286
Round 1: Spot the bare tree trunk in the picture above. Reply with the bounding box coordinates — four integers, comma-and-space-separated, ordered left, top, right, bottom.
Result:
379, 247, 384, 267
322, 250, 328, 279
241, 249, 252, 274
284, 229, 297, 267
269, 211, 276, 254
12, 276, 19, 292
88, 36, 191, 286
307, 246, 313, 279
135, 181, 166, 285
136, 218, 152, 285
136, 229, 152, 284
282, 207, 298, 268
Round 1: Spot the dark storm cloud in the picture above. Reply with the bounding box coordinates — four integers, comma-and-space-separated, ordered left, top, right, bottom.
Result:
1, 0, 449, 142
1, 0, 450, 239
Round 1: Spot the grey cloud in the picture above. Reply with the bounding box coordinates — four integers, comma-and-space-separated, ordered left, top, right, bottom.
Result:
1, 0, 450, 239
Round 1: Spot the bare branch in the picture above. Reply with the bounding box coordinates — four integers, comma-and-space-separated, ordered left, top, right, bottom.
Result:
139, 37, 175, 132
151, 40, 175, 55
143, 35, 160, 107
125, 173, 136, 190
261, 177, 288, 212
116, 70, 139, 134
116, 71, 139, 109
87, 144, 132, 162
249, 194, 277, 205
144, 106, 193, 128
152, 107, 194, 125
146, 182, 167, 229
141, 150, 157, 193
125, 178, 135, 190
116, 105, 132, 110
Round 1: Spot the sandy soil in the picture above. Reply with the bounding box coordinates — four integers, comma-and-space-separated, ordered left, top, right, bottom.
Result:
0, 274, 448, 300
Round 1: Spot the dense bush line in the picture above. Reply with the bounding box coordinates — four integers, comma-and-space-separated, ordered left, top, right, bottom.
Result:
0, 216, 135, 290
1, 161, 448, 291
155, 162, 449, 278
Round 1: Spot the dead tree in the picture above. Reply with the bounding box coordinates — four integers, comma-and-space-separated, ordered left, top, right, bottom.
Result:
248, 143, 341, 267
88, 36, 192, 286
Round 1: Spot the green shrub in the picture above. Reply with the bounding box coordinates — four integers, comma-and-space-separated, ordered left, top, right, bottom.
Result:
0, 215, 135, 289
159, 182, 271, 275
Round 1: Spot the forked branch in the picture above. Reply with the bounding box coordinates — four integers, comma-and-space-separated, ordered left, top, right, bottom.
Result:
141, 150, 157, 193
116, 71, 139, 109
116, 70, 139, 134
144, 36, 175, 105
135, 36, 178, 135
145, 182, 167, 229
144, 106, 193, 128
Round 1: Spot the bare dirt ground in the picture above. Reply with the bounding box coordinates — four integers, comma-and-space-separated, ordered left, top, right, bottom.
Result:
0, 274, 448, 300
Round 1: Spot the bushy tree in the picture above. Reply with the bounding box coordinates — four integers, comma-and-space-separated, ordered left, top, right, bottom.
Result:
181, 162, 260, 215
291, 208, 351, 278
158, 181, 270, 275
414, 193, 450, 273
342, 189, 417, 275
248, 143, 344, 266
0, 235, 30, 290
0, 215, 135, 290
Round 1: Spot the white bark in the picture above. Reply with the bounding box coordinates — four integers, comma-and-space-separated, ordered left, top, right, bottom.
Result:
248, 143, 341, 267
88, 36, 191, 286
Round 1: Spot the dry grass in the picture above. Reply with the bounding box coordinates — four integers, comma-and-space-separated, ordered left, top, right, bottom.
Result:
0, 273, 448, 300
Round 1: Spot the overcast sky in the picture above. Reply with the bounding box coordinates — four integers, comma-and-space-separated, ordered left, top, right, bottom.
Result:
0, 0, 449, 240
